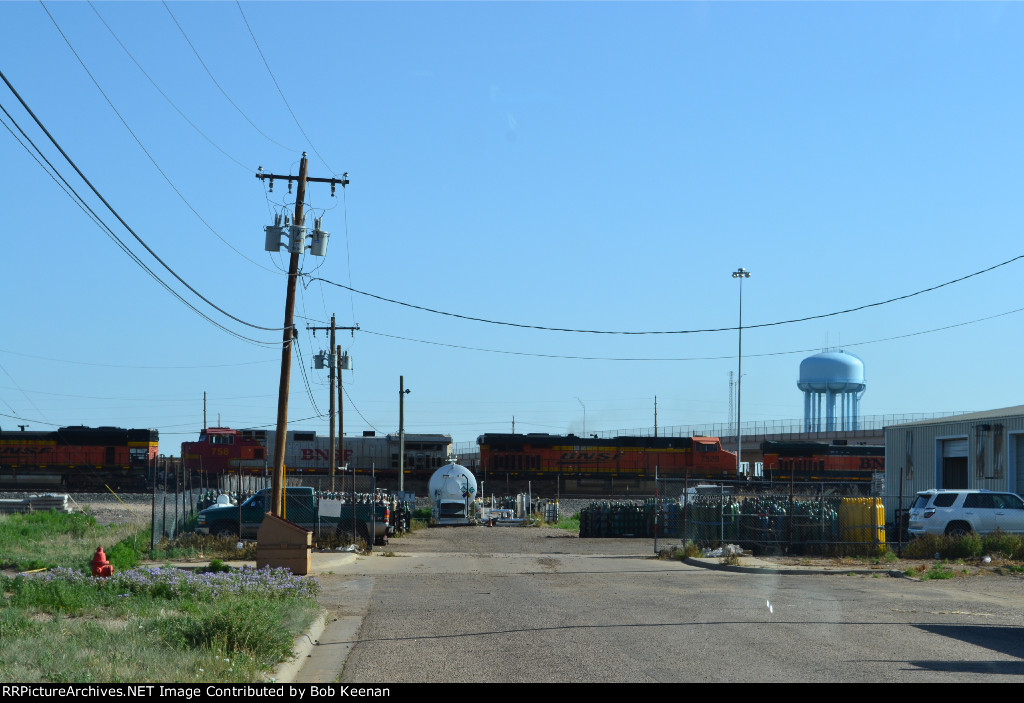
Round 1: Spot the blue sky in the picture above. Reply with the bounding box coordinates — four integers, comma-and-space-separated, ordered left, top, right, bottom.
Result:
1, 1, 1021, 453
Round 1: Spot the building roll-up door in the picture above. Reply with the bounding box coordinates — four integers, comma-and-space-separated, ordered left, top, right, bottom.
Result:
943, 439, 969, 457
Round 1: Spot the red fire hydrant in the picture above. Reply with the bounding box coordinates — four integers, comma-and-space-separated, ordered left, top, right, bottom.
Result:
90, 546, 113, 578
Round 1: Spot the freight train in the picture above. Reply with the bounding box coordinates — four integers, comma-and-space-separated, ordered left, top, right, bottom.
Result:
180, 427, 452, 482
0, 425, 159, 491
759, 440, 884, 483
476, 433, 738, 487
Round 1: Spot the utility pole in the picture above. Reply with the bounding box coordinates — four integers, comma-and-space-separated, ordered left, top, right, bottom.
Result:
309, 316, 357, 493
399, 376, 410, 492
257, 153, 348, 517
342, 343, 350, 493
328, 318, 335, 495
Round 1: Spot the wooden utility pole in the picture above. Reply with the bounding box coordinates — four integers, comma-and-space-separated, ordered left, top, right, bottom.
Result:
307, 316, 357, 493
337, 343, 344, 494
257, 153, 349, 517
328, 316, 336, 497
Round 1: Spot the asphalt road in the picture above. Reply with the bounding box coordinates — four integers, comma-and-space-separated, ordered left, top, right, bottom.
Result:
297, 526, 1024, 683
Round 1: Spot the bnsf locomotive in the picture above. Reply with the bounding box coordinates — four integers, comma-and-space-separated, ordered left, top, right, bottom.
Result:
181, 427, 452, 481
477, 433, 738, 484
0, 425, 159, 491
759, 440, 884, 483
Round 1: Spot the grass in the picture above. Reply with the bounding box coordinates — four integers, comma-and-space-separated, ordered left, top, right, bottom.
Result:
904, 561, 957, 580
550, 513, 581, 532
0, 567, 320, 682
0, 511, 143, 572
903, 531, 1024, 561
0, 509, 323, 682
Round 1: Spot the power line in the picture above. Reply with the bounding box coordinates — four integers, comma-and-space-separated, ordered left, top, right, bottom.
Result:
0, 97, 277, 347
0, 95, 277, 347
235, 0, 335, 174
88, 1, 252, 173
0, 361, 50, 424
360, 303, 1024, 361
292, 334, 322, 416
162, 0, 295, 152
308, 254, 1024, 335
0, 65, 282, 336
342, 386, 379, 434
42, 2, 281, 276
0, 346, 276, 370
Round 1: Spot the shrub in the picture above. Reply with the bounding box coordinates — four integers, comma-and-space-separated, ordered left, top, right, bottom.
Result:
904, 533, 982, 560
981, 532, 1024, 560
201, 559, 233, 574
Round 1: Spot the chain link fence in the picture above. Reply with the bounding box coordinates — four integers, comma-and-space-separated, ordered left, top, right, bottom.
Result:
577, 479, 903, 556
149, 472, 403, 544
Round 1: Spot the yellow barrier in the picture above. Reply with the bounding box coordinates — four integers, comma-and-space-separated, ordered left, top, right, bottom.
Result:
839, 497, 885, 553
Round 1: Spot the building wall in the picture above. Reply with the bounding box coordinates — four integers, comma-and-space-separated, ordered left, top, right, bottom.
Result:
884, 411, 1024, 516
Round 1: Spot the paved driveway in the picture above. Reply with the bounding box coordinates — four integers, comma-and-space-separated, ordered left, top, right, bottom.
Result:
292, 526, 1024, 683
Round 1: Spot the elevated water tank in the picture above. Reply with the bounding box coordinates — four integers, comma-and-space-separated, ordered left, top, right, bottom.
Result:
797, 351, 866, 432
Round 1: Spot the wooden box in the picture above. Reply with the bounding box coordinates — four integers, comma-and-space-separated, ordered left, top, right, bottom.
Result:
256, 512, 313, 575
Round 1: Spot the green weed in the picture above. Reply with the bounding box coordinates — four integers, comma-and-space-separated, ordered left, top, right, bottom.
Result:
919, 562, 956, 580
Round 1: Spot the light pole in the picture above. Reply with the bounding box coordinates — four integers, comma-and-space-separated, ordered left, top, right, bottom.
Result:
732, 267, 750, 477
399, 376, 410, 493
575, 397, 586, 437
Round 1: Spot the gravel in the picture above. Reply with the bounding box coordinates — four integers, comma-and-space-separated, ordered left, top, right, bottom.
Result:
0, 491, 162, 528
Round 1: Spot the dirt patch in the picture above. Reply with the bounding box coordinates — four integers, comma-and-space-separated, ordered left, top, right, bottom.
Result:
77, 499, 152, 528
759, 554, 1023, 577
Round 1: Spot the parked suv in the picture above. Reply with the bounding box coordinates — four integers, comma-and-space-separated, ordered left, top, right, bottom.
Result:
907, 489, 1024, 537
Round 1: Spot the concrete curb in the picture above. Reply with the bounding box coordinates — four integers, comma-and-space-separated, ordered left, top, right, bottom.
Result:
683, 557, 901, 577
272, 611, 329, 683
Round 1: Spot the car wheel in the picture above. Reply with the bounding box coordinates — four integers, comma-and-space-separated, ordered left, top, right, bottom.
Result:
945, 522, 971, 537
211, 522, 237, 538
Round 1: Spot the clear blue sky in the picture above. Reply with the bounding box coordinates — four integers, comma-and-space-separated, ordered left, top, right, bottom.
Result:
1, 1, 1021, 453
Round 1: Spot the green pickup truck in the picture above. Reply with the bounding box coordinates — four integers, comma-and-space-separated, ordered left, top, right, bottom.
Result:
195, 486, 391, 545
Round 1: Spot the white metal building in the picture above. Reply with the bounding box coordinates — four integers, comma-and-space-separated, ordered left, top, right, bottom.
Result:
884, 406, 1024, 506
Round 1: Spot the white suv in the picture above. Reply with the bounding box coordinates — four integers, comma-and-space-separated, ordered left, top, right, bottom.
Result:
907, 489, 1024, 537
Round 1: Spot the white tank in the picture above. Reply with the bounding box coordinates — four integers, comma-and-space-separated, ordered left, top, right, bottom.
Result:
797, 350, 867, 432
428, 462, 477, 525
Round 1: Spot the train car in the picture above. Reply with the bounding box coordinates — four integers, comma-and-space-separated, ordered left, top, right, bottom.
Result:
759, 440, 884, 483
0, 425, 158, 491
181, 427, 452, 481
477, 433, 738, 483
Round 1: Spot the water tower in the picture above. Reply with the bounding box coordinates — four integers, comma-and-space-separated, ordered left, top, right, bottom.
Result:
798, 351, 866, 432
